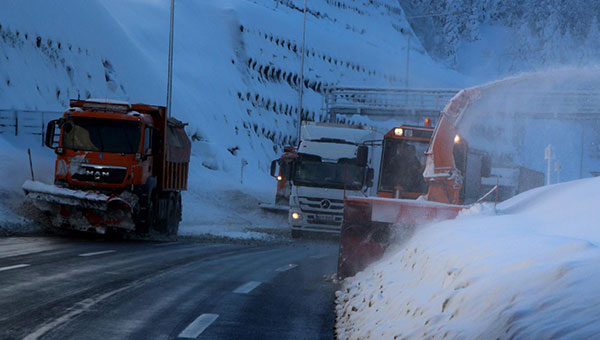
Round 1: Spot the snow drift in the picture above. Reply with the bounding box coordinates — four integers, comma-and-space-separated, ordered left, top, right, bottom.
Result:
336, 177, 600, 339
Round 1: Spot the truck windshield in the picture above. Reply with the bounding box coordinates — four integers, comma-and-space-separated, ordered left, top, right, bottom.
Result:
294, 160, 365, 190
62, 117, 141, 154
379, 139, 429, 194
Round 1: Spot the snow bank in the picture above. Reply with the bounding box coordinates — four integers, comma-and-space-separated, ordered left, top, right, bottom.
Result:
336, 177, 600, 339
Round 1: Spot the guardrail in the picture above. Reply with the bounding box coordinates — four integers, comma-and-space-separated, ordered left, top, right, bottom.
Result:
0, 110, 63, 145
323, 87, 600, 121
323, 87, 459, 121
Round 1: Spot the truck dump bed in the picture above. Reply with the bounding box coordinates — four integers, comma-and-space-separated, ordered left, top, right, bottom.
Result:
130, 104, 191, 191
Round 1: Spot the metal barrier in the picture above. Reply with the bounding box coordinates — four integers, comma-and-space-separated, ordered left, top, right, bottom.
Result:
323, 87, 600, 122
0, 110, 63, 145
323, 87, 459, 121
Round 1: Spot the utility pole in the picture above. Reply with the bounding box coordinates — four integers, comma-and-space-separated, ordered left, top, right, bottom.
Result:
166, 0, 175, 118
544, 144, 554, 185
405, 34, 410, 88
579, 124, 585, 178
297, 0, 307, 146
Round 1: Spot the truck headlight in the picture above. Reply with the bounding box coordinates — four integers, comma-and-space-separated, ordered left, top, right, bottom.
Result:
394, 128, 404, 136
454, 134, 461, 144
291, 212, 300, 220
276, 175, 283, 181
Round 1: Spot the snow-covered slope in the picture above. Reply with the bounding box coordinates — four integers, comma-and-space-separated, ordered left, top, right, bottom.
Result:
0, 0, 467, 236
0, 0, 467, 181
336, 177, 600, 339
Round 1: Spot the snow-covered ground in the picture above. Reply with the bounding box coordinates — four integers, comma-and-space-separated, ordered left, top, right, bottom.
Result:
336, 176, 600, 339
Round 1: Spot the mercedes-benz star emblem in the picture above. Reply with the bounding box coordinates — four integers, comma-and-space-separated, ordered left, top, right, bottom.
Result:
320, 199, 331, 209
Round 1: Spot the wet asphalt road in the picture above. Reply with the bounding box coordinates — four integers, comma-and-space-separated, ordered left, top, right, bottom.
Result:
0, 236, 338, 340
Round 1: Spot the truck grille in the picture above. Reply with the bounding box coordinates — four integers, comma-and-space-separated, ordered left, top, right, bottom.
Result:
71, 164, 127, 184
298, 196, 344, 227
298, 196, 344, 213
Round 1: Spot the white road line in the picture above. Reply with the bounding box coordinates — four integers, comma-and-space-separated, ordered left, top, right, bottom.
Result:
0, 264, 30, 272
310, 254, 328, 259
78, 250, 116, 257
233, 281, 262, 294
275, 264, 298, 272
178, 313, 219, 339
23, 280, 140, 340
153, 242, 179, 247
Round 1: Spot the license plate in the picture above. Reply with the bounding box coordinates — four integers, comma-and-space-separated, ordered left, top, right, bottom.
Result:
316, 214, 334, 222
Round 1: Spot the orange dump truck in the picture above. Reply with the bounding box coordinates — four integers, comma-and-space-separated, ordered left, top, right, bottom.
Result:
23, 99, 191, 235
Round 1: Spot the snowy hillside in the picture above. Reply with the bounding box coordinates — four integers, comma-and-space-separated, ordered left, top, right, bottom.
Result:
336, 176, 600, 339
0, 0, 468, 236
0, 0, 466, 186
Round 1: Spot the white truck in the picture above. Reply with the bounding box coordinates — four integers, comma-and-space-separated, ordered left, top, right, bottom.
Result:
285, 121, 380, 237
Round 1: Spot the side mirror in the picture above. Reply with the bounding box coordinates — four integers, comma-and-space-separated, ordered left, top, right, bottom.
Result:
270, 159, 278, 177
356, 145, 368, 166
366, 168, 374, 187
45, 120, 59, 149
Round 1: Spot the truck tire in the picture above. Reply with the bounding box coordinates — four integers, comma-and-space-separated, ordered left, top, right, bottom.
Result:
136, 191, 156, 235
177, 192, 182, 222
165, 193, 179, 236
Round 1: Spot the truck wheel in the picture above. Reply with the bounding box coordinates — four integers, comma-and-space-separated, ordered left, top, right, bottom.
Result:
166, 194, 179, 236
176, 192, 182, 222
136, 191, 156, 235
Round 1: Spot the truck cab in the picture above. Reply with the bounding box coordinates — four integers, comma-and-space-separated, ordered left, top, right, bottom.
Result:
284, 122, 378, 237
377, 125, 434, 199
27, 99, 191, 235
47, 100, 159, 191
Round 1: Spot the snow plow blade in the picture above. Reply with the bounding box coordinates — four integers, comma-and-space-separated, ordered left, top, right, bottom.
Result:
337, 196, 463, 279
258, 202, 289, 214
22, 180, 137, 234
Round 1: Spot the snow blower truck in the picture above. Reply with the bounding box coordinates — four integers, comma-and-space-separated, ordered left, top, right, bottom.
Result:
22, 99, 191, 236
337, 89, 495, 279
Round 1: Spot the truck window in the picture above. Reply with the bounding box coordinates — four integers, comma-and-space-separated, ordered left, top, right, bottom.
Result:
144, 126, 152, 153
62, 117, 141, 154
294, 157, 365, 190
378, 139, 428, 194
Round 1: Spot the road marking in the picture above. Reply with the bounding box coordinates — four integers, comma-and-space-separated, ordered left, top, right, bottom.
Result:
178, 313, 219, 339
78, 250, 116, 257
310, 254, 328, 259
0, 264, 30, 272
275, 264, 298, 272
23, 280, 140, 340
154, 242, 179, 247
233, 281, 262, 294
